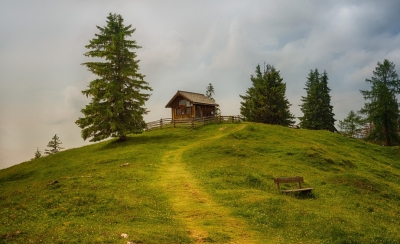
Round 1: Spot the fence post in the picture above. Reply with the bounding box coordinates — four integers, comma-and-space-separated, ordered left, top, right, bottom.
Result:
160, 118, 163, 129
191, 118, 194, 128
174, 119, 176, 128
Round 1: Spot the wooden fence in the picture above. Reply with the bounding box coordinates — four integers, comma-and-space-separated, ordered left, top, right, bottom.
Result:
145, 115, 242, 131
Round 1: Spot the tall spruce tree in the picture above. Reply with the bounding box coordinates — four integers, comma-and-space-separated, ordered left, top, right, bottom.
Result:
300, 69, 336, 131
45, 134, 63, 155
240, 64, 294, 125
300, 69, 319, 129
360, 59, 400, 146
76, 13, 152, 142
319, 71, 336, 131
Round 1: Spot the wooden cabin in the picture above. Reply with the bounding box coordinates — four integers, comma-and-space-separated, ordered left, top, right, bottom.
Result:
165, 91, 219, 120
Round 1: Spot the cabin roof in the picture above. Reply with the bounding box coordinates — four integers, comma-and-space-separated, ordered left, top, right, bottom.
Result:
165, 90, 219, 108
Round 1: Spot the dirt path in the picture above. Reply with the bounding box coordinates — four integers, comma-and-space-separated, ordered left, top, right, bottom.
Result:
158, 125, 258, 243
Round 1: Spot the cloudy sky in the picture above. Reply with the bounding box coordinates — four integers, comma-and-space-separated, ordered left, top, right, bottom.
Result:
1, 1, 400, 169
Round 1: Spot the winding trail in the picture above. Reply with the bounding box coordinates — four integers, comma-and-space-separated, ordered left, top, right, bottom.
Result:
158, 124, 258, 243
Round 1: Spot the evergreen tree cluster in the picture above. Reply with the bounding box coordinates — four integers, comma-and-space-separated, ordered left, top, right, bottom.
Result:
240, 64, 294, 126
336, 60, 400, 146
300, 69, 336, 132
32, 134, 63, 160
358, 59, 400, 146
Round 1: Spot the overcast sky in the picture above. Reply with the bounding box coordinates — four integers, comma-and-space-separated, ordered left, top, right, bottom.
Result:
1, 1, 400, 169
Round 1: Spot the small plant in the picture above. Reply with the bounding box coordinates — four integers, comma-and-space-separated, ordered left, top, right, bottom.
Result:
33, 147, 42, 159
206, 83, 220, 115
45, 134, 63, 155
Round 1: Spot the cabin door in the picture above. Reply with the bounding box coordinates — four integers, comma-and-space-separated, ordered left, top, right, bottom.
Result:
175, 105, 192, 119
195, 105, 202, 118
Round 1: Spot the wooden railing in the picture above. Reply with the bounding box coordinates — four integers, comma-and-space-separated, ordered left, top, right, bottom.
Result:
145, 115, 242, 131
145, 118, 174, 131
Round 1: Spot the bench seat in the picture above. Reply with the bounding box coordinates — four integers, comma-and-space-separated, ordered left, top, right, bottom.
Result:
274, 176, 313, 193
280, 188, 313, 193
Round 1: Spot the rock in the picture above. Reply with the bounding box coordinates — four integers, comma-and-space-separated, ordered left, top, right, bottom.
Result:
120, 163, 130, 167
47, 180, 58, 185
121, 233, 128, 238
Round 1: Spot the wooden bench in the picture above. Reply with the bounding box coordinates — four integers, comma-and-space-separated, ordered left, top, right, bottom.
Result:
274, 176, 313, 193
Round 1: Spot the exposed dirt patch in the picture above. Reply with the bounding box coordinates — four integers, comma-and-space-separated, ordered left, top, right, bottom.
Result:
157, 125, 258, 243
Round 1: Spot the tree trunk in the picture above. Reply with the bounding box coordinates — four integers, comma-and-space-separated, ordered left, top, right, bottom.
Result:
119, 135, 127, 141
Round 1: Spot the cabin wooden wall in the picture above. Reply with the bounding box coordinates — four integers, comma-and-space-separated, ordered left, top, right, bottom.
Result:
195, 105, 215, 118
169, 95, 216, 120
172, 106, 194, 119
170, 96, 195, 119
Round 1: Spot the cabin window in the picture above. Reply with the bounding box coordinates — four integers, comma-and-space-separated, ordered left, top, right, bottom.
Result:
176, 108, 181, 115
186, 107, 192, 115
179, 99, 187, 106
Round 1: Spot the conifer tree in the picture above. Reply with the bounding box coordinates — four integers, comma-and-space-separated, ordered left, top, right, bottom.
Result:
319, 71, 336, 131
240, 64, 294, 126
360, 59, 400, 146
206, 83, 215, 100
206, 83, 220, 115
34, 148, 42, 159
300, 69, 319, 129
338, 110, 364, 138
76, 13, 152, 142
300, 69, 336, 131
45, 134, 63, 155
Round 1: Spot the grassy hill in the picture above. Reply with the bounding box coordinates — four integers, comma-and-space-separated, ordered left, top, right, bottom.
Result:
1, 123, 399, 243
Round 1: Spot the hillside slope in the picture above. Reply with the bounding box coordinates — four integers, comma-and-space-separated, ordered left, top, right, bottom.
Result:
1, 123, 399, 243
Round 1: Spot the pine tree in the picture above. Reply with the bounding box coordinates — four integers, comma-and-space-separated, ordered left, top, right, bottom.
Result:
300, 69, 336, 131
360, 59, 400, 146
76, 13, 152, 142
45, 134, 63, 155
338, 110, 364, 138
33, 148, 42, 159
205, 83, 220, 115
319, 71, 336, 131
206, 83, 215, 100
300, 69, 320, 129
240, 64, 294, 126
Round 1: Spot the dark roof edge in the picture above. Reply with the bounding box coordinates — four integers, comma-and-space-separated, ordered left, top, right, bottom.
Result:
165, 90, 218, 108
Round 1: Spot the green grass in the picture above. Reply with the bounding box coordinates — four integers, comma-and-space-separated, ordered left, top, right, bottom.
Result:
1, 123, 400, 243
